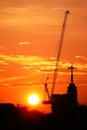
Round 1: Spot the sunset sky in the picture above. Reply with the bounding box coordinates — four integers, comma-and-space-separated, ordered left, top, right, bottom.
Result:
0, 0, 87, 113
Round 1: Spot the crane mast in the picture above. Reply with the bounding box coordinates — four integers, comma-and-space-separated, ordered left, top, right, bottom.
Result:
51, 10, 70, 96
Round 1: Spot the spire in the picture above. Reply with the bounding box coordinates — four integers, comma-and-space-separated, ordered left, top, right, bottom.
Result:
68, 65, 75, 84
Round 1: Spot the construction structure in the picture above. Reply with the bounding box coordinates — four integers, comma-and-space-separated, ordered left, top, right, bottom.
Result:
52, 66, 77, 118
42, 10, 78, 118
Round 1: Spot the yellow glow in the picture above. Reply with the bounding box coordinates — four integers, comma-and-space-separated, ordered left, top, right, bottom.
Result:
28, 94, 40, 105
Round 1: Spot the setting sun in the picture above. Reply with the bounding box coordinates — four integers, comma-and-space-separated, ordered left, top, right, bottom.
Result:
28, 94, 40, 105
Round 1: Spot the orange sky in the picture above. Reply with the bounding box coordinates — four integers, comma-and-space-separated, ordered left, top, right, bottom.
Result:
0, 0, 87, 113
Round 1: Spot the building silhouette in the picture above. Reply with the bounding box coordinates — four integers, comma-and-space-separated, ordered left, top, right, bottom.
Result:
51, 66, 77, 119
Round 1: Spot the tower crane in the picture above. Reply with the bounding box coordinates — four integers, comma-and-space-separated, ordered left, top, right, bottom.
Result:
43, 10, 70, 104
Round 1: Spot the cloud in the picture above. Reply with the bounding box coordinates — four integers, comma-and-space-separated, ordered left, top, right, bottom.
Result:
0, 75, 28, 88
0, 54, 87, 76
19, 42, 32, 45
0, 54, 87, 88
75, 56, 87, 61
0, 60, 9, 65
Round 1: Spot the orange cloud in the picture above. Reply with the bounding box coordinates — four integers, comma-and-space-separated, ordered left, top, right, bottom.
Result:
0, 54, 87, 73
75, 56, 87, 61
19, 42, 32, 45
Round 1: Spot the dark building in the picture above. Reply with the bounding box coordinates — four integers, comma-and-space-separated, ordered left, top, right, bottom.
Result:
51, 66, 77, 119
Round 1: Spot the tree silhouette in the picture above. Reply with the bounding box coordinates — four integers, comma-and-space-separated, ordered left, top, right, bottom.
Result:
0, 103, 87, 129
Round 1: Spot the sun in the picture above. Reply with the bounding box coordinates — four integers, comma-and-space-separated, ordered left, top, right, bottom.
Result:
28, 94, 40, 105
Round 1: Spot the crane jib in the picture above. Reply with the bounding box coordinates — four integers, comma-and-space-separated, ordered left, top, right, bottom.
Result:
51, 10, 70, 96
43, 10, 70, 104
